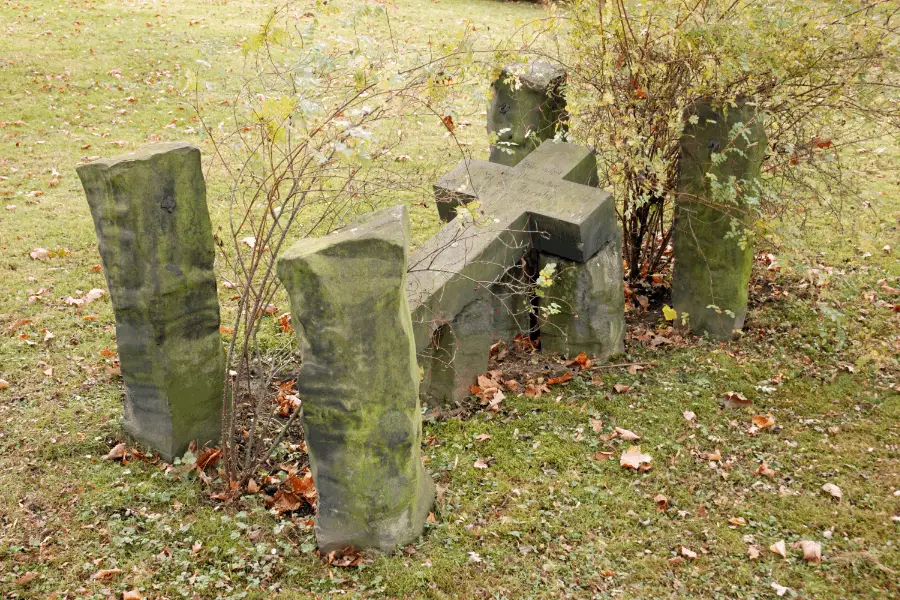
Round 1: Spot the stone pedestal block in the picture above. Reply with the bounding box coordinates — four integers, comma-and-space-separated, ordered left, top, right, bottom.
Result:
488, 60, 567, 167
672, 99, 766, 339
76, 142, 224, 461
277, 205, 434, 553
538, 236, 625, 359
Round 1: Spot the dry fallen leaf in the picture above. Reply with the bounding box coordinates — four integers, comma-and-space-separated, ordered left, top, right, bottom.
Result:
822, 483, 842, 500
792, 540, 822, 563
705, 449, 723, 462
612, 383, 632, 394
590, 418, 603, 432
615, 427, 641, 441
770, 540, 787, 559
29, 248, 50, 260
748, 545, 761, 559
720, 391, 752, 409
15, 571, 38, 585
680, 545, 697, 559
728, 516, 747, 527
326, 545, 362, 568
771, 582, 789, 597
90, 568, 122, 581
474, 433, 491, 442
654, 493, 668, 511
620, 445, 652, 471
122, 590, 143, 600
683, 410, 696, 422
755, 462, 777, 478
105, 442, 127, 461
751, 414, 775, 429
473, 458, 491, 469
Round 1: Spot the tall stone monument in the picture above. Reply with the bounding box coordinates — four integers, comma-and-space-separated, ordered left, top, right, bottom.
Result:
672, 99, 766, 339
76, 142, 225, 461
488, 60, 568, 167
277, 205, 435, 553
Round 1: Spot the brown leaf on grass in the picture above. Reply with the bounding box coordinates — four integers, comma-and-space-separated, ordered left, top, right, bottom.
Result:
122, 590, 143, 600
195, 447, 221, 470
567, 352, 591, 369
704, 449, 723, 462
270, 489, 302, 515
770, 540, 787, 558
277, 312, 293, 334
99, 348, 117, 357
546, 372, 573, 386
326, 545, 363, 568
474, 433, 491, 442
29, 248, 50, 260
473, 457, 492, 469
751, 414, 775, 429
654, 494, 667, 511
683, 410, 696, 422
90, 568, 122, 581
792, 540, 822, 563
680, 546, 697, 559
755, 463, 777, 478
63, 288, 106, 307
821, 483, 842, 500
721, 391, 752, 409
524, 383, 550, 398
748, 545, 761, 559
612, 383, 632, 394
614, 427, 641, 441
105, 442, 127, 461
590, 418, 603, 432
728, 516, 747, 527
15, 571, 38, 586
620, 445, 652, 471
287, 470, 317, 506
593, 451, 614, 461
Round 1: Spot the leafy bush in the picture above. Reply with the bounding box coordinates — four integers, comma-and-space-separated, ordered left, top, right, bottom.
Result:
565, 0, 898, 281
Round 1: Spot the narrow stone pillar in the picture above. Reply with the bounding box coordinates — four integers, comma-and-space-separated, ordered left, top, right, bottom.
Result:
277, 205, 435, 553
488, 60, 567, 167
538, 235, 625, 359
672, 99, 766, 339
76, 142, 224, 461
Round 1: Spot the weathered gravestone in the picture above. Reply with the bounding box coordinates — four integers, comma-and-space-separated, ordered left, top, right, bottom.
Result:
76, 142, 224, 461
672, 99, 766, 339
488, 60, 567, 167
276, 205, 435, 553
409, 141, 622, 407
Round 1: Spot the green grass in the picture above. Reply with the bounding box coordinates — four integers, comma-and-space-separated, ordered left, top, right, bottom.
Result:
1, 0, 898, 598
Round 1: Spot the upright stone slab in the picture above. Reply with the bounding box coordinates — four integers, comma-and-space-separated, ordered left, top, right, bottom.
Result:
76, 142, 224, 461
276, 205, 434, 553
488, 60, 567, 167
408, 142, 615, 406
538, 233, 625, 359
672, 99, 766, 339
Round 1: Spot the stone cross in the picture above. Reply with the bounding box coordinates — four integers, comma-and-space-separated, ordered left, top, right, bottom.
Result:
76, 142, 225, 461
277, 205, 435, 553
488, 60, 567, 167
672, 99, 766, 339
408, 141, 618, 405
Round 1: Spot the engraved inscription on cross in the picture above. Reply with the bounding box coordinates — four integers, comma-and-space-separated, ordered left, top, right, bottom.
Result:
406, 141, 617, 352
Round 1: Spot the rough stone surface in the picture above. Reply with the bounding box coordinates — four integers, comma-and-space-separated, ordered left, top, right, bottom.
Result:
76, 142, 224, 461
277, 205, 435, 553
672, 99, 767, 339
419, 292, 493, 409
538, 235, 625, 359
408, 141, 614, 356
488, 60, 567, 167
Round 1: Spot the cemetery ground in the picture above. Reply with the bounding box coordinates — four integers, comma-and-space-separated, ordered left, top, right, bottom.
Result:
0, 0, 898, 598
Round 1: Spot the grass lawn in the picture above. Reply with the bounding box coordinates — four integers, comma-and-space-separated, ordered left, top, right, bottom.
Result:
1, 0, 898, 598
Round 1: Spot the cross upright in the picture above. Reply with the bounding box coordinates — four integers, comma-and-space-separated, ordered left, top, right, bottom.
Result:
406, 141, 617, 352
